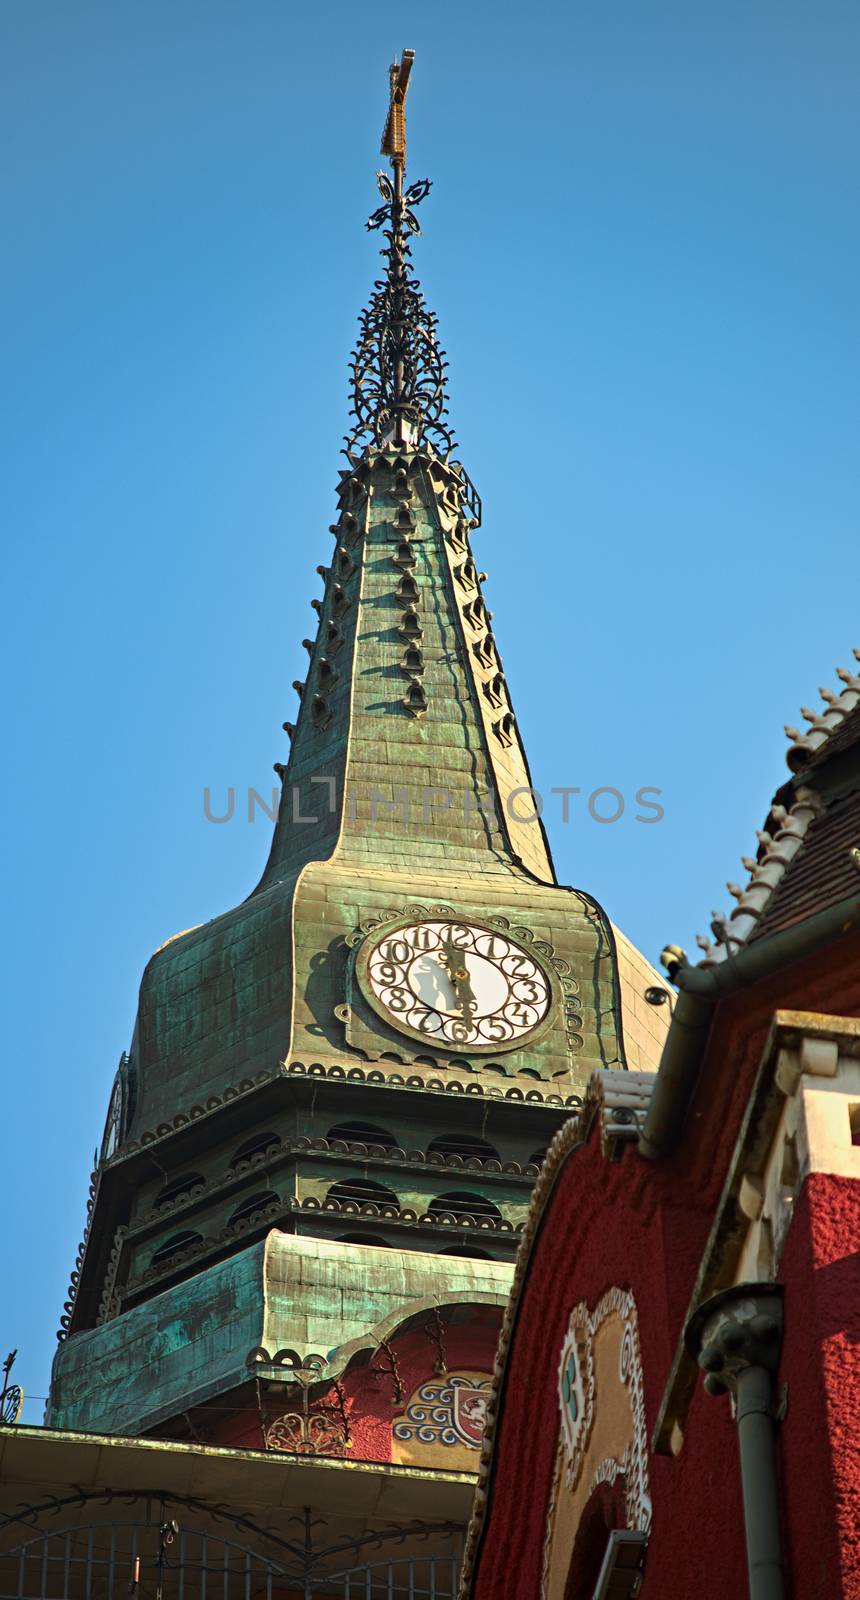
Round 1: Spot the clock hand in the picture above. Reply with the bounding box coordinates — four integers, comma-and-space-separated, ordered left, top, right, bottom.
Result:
439, 937, 477, 1018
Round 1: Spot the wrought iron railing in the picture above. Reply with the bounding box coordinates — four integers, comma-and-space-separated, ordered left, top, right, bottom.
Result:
0, 1516, 464, 1599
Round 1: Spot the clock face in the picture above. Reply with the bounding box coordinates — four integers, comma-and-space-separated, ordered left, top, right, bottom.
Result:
356, 918, 554, 1052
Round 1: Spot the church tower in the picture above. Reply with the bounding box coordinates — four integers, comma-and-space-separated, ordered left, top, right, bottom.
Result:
22, 52, 669, 1597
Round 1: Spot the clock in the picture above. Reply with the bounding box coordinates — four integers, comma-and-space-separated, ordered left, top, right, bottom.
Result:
354, 916, 554, 1052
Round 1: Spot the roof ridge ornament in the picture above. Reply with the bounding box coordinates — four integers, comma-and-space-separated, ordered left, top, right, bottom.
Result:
344, 50, 461, 468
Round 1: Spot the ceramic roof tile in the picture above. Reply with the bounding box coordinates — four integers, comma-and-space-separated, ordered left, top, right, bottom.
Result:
785, 650, 860, 773
748, 788, 860, 942
681, 647, 860, 972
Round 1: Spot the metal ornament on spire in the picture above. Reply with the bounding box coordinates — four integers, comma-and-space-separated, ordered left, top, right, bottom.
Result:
345, 50, 457, 460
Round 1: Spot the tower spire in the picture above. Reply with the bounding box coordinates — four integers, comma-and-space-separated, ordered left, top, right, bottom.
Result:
42, 63, 673, 1543
347, 50, 456, 462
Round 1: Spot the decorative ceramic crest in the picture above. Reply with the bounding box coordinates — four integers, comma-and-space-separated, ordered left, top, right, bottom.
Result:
557, 1307, 592, 1484
393, 1373, 492, 1450
544, 1288, 652, 1598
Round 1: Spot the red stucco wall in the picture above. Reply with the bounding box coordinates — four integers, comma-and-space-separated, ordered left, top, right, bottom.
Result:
468, 1128, 748, 1598
208, 1307, 501, 1464
469, 929, 860, 1598
779, 1173, 860, 1600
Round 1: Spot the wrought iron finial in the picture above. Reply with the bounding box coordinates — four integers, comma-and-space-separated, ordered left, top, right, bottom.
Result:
345, 50, 456, 460
1, 1350, 23, 1426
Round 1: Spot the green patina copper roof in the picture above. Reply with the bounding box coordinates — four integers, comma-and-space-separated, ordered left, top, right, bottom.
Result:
49, 1232, 512, 1436
129, 444, 622, 1136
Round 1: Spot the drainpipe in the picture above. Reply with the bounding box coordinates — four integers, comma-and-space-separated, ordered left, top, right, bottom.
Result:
686, 1284, 785, 1600
638, 892, 860, 1160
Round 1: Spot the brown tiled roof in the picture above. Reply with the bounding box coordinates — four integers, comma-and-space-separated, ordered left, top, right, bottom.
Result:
802, 701, 860, 769
686, 649, 860, 973
749, 788, 860, 942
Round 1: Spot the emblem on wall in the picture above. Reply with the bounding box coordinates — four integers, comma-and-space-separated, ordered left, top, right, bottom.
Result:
393, 1373, 493, 1450
557, 1311, 591, 1483
542, 1287, 652, 1600
554, 1289, 650, 1527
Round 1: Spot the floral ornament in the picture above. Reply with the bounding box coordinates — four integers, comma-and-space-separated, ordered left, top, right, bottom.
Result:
347, 168, 461, 463
367, 172, 433, 236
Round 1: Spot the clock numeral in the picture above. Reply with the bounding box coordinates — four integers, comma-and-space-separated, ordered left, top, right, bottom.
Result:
412, 924, 441, 951
448, 1017, 475, 1044
501, 952, 535, 979
503, 999, 539, 1027
479, 1015, 515, 1042
379, 938, 412, 964
372, 959, 403, 985
511, 978, 542, 1004
448, 923, 473, 948
383, 985, 412, 1012
416, 1007, 444, 1035
475, 932, 509, 961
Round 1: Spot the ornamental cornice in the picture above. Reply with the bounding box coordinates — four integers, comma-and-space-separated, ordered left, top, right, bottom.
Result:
107, 1064, 581, 1171
109, 1198, 524, 1319
126, 1139, 540, 1238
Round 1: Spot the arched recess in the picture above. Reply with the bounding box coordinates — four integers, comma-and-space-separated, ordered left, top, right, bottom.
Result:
335, 1232, 392, 1247
308, 1292, 511, 1390
229, 1131, 282, 1167
427, 1190, 502, 1222
562, 1480, 628, 1599
427, 1133, 500, 1164
439, 1244, 495, 1260
154, 1172, 205, 1209
150, 1230, 202, 1269
228, 1190, 281, 1228
327, 1120, 397, 1149
326, 1177, 400, 1209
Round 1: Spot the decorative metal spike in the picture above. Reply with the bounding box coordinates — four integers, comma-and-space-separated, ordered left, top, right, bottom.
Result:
741, 856, 757, 873
800, 706, 818, 723
726, 882, 743, 899
784, 725, 801, 741
819, 687, 838, 705
836, 667, 852, 684
342, 51, 481, 528
695, 934, 712, 952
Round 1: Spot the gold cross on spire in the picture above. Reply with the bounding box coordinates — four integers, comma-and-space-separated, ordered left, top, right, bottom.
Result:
380, 48, 415, 166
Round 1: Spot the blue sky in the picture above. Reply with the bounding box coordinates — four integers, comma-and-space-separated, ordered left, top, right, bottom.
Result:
1, 2, 858, 1420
